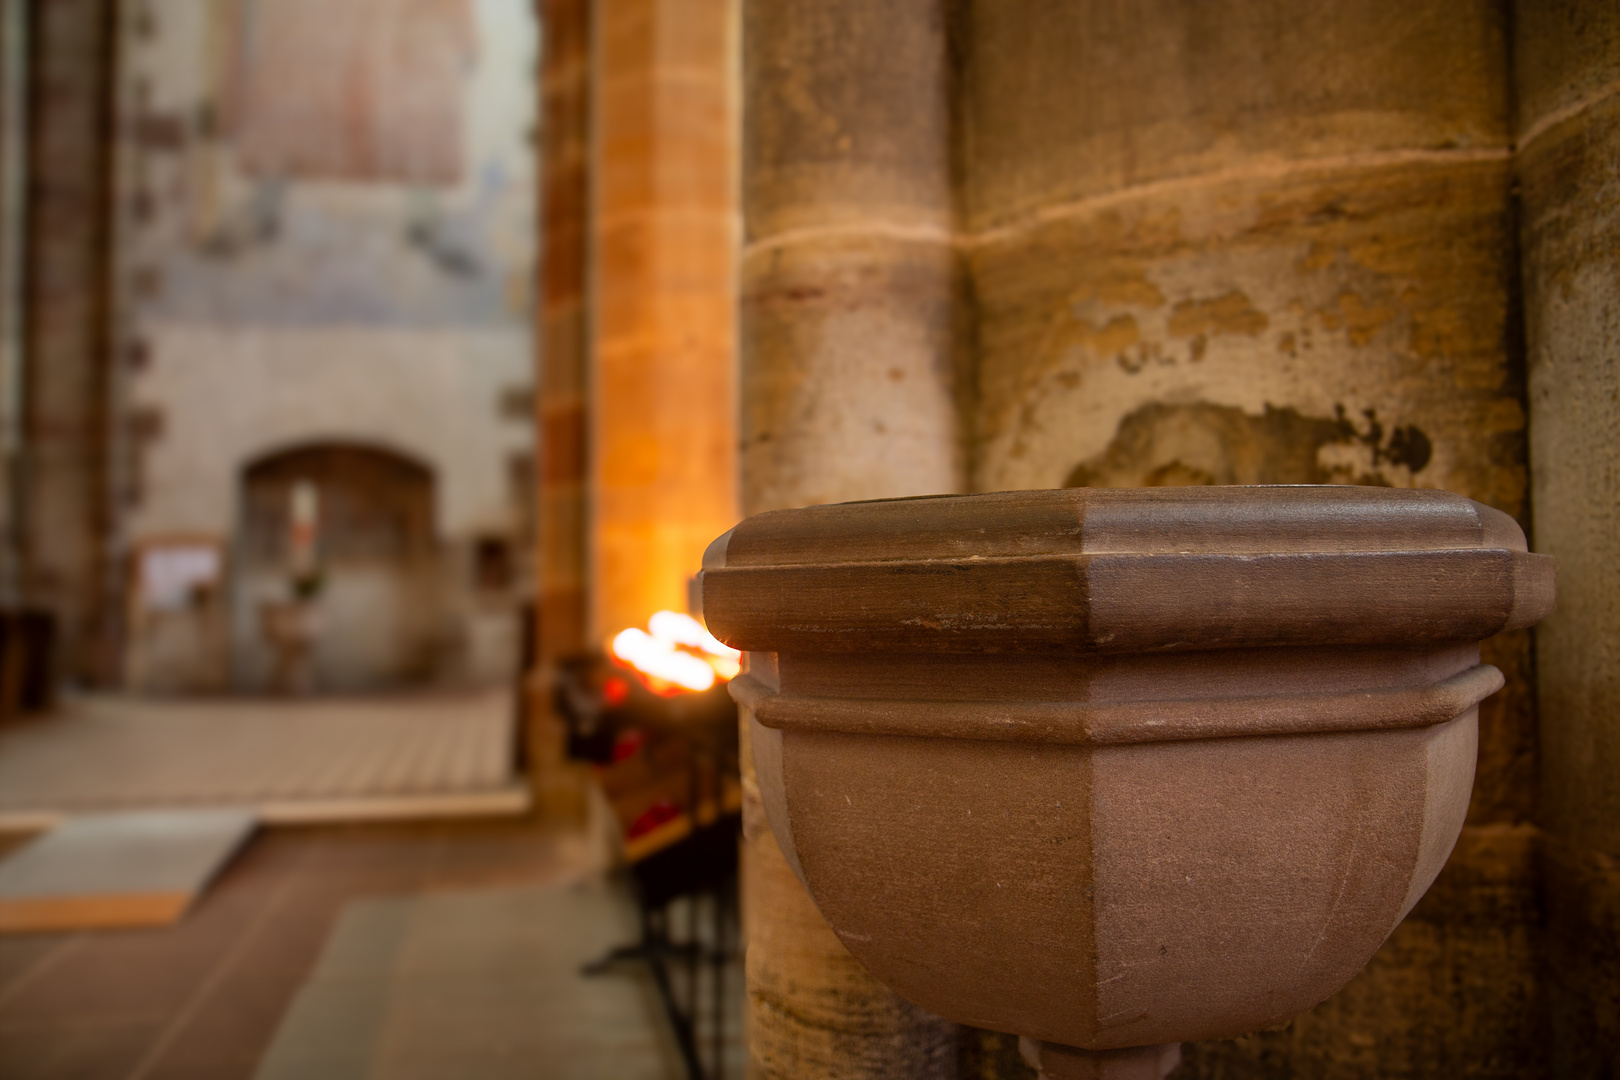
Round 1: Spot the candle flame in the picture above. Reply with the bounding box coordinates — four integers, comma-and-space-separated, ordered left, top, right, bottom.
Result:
609, 610, 741, 694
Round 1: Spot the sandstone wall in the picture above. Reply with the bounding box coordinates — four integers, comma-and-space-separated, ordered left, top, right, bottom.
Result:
1516, 0, 1620, 1073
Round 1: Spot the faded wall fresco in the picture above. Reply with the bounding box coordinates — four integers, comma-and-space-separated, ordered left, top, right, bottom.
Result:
229, 0, 475, 185
124, 0, 532, 328
117, 0, 538, 691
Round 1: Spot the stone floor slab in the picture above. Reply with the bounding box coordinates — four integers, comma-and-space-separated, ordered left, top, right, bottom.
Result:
253, 882, 682, 1080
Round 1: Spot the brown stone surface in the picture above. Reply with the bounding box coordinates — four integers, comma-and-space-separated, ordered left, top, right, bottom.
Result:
764, 716, 1479, 1050
1516, 0, 1620, 1071
740, 712, 957, 1079
739, 652, 958, 1080
534, 0, 595, 820
708, 488, 1549, 657
536, 0, 591, 626
537, 0, 592, 651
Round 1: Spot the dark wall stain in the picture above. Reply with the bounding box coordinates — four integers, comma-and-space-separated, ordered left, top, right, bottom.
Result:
1063, 401, 1432, 488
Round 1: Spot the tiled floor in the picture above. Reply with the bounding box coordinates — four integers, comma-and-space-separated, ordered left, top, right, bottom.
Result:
0, 816, 606, 1080
0, 692, 521, 825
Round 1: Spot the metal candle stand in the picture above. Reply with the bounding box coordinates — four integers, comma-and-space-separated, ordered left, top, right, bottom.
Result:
555, 653, 741, 1080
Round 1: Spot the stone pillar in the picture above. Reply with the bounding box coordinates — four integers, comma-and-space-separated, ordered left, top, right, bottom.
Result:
959, 1, 1536, 1074
740, 0, 966, 514
738, 0, 964, 1075
534, 0, 594, 815
1516, 1, 1620, 1073
19, 0, 118, 686
589, 0, 738, 638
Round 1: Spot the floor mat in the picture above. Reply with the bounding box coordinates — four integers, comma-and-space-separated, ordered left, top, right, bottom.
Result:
0, 809, 256, 932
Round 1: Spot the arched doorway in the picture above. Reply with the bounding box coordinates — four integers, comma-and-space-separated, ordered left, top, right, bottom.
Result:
235, 442, 440, 692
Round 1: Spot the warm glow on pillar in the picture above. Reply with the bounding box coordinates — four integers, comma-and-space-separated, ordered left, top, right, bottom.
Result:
610, 610, 742, 694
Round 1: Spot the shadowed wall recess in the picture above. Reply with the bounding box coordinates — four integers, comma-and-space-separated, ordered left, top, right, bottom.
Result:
1517, 0, 1620, 1073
